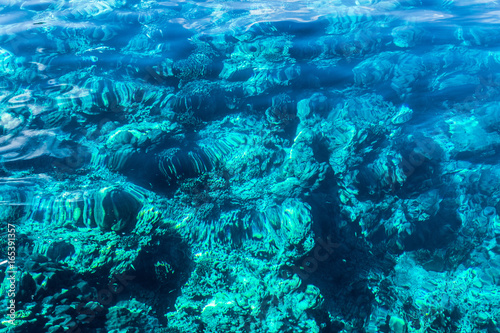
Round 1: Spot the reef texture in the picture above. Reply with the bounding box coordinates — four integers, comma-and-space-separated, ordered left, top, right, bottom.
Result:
1, 0, 500, 332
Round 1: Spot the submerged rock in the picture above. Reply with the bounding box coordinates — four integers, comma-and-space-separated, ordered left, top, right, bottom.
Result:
2, 1, 500, 332
93, 187, 142, 232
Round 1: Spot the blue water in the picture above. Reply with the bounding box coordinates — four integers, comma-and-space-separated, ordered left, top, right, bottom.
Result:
1, 0, 500, 332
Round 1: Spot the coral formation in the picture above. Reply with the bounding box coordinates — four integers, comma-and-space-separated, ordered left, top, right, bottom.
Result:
1, 0, 500, 332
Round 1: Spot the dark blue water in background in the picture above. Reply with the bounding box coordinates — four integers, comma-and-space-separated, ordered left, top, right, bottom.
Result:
1, 0, 500, 332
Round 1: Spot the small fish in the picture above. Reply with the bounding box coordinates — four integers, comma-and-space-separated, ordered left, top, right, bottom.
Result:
392, 104, 413, 125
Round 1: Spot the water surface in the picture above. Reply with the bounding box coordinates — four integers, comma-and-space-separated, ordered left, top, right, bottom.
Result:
1, 0, 500, 332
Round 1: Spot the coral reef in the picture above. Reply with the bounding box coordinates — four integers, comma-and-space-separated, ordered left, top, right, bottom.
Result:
1, 0, 500, 332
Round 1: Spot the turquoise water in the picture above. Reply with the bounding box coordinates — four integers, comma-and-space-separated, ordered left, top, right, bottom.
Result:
1, 0, 500, 332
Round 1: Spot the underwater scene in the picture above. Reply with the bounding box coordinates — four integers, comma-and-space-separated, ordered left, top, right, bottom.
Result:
1, 0, 500, 332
